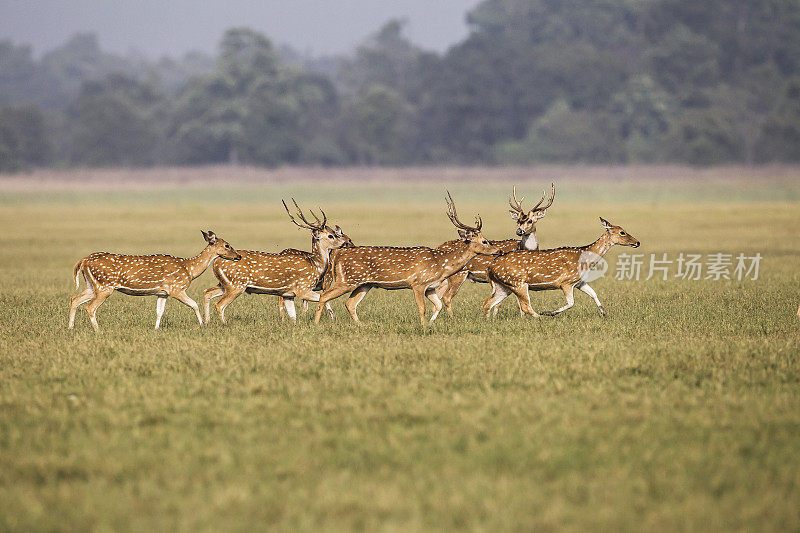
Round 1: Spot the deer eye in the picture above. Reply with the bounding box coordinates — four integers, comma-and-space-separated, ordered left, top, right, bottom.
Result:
328, 234, 334, 239
620, 231, 627, 236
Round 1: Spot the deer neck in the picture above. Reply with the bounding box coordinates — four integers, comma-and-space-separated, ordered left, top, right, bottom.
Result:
440, 241, 480, 277
519, 231, 539, 251
309, 238, 330, 273
182, 245, 218, 279
586, 232, 615, 257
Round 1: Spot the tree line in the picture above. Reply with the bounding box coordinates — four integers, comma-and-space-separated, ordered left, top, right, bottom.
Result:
1, 0, 799, 172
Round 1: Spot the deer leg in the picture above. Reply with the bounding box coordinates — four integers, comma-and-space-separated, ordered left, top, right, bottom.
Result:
412, 286, 428, 326
541, 285, 574, 316
85, 288, 113, 331
425, 287, 444, 323
483, 281, 512, 317
576, 281, 605, 316
203, 285, 224, 324
315, 283, 353, 324
509, 284, 539, 317
172, 289, 203, 326
493, 297, 520, 318
439, 271, 468, 317
278, 297, 286, 319
297, 290, 335, 320
283, 297, 297, 321
154, 296, 167, 329
69, 286, 95, 329
214, 286, 245, 325
345, 286, 371, 323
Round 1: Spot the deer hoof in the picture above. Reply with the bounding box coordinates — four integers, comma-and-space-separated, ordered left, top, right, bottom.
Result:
540, 311, 556, 316
599, 306, 607, 317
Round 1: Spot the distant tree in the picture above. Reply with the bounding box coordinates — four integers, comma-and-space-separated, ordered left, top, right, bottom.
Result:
645, 24, 720, 95
168, 27, 345, 166
609, 75, 676, 162
168, 29, 280, 164
67, 74, 163, 166
0, 41, 39, 106
37, 34, 132, 111
416, 34, 526, 163
0, 105, 51, 172
240, 76, 304, 165
287, 72, 345, 164
3, 0, 800, 167
663, 106, 743, 165
149, 51, 215, 96
496, 99, 625, 164
756, 75, 800, 162
338, 20, 430, 99
169, 72, 246, 164
340, 84, 413, 165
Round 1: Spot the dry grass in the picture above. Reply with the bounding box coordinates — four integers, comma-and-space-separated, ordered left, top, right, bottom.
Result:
1, 167, 799, 531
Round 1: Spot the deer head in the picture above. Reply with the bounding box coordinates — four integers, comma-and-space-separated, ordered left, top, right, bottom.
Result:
202, 230, 241, 260
282, 199, 351, 252
508, 183, 555, 236
445, 191, 503, 256
599, 218, 640, 248
333, 225, 354, 247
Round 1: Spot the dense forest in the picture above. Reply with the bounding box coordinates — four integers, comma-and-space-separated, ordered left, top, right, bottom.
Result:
1, 0, 799, 171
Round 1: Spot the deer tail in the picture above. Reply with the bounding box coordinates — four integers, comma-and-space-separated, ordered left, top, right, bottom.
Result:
73, 259, 85, 289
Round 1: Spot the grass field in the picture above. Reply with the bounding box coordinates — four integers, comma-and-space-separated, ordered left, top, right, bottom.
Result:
1, 167, 799, 531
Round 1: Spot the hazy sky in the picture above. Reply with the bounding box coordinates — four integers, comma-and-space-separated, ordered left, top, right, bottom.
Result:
0, 0, 481, 58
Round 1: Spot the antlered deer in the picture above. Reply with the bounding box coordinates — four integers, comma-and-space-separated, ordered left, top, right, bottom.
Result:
314, 192, 503, 325
436, 184, 555, 316
276, 225, 353, 319
69, 230, 241, 330
203, 200, 350, 324
484, 218, 640, 317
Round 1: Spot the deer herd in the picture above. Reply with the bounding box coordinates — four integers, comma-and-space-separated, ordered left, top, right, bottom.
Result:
68, 184, 641, 330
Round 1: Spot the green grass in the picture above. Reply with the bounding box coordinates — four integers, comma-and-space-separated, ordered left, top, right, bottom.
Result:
1, 172, 799, 531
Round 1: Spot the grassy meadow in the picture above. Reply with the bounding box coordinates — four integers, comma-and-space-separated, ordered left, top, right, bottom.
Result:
1, 166, 799, 531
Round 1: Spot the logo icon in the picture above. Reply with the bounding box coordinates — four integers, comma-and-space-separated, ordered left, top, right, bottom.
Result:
578, 251, 607, 282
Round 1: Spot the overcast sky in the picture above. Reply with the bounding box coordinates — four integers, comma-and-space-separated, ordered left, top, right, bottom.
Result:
0, 0, 481, 58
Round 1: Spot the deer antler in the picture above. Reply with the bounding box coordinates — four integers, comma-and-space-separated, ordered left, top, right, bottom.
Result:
509, 185, 526, 214
283, 198, 326, 231
531, 183, 555, 212
308, 204, 328, 229
445, 191, 482, 232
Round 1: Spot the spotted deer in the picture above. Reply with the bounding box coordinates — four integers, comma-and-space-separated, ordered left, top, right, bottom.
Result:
276, 226, 353, 319
202, 200, 350, 324
315, 192, 503, 326
69, 230, 241, 330
484, 218, 640, 317
436, 184, 555, 316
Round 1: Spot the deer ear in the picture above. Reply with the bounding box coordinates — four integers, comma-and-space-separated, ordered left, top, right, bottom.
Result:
599, 217, 612, 229
458, 229, 471, 241
334, 225, 342, 235
202, 230, 217, 244
533, 209, 547, 221
508, 210, 520, 221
